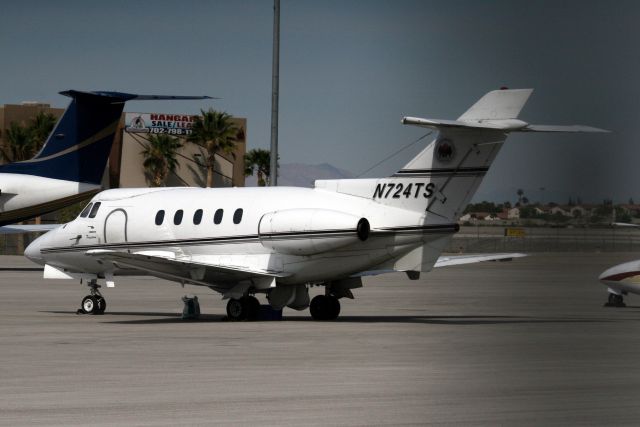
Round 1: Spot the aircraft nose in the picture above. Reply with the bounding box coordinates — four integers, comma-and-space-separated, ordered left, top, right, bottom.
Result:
25, 234, 45, 265
599, 260, 640, 283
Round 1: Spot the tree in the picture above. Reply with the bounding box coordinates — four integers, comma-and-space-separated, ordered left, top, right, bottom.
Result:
188, 109, 239, 187
29, 112, 57, 148
140, 134, 183, 187
1, 112, 57, 163
244, 148, 271, 186
516, 188, 524, 206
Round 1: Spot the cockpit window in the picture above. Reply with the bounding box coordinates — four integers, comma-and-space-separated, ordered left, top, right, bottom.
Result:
88, 202, 101, 218
79, 203, 93, 218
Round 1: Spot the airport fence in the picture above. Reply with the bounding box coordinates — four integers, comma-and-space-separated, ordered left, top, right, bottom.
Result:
448, 226, 640, 253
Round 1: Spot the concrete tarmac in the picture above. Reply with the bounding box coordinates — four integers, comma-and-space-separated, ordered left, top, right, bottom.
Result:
2, 253, 640, 426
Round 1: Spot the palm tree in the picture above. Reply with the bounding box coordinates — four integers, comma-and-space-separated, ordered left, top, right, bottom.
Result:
1, 112, 57, 163
140, 134, 183, 187
29, 112, 58, 148
187, 109, 239, 187
0, 122, 37, 162
244, 148, 271, 186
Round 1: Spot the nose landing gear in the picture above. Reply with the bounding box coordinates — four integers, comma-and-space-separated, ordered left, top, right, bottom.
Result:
604, 292, 626, 308
78, 280, 106, 314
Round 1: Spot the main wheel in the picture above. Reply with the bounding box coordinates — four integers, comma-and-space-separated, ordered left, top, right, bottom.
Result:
96, 296, 106, 314
310, 295, 341, 321
327, 296, 341, 320
310, 295, 327, 320
81, 295, 99, 314
242, 296, 261, 321
226, 298, 246, 321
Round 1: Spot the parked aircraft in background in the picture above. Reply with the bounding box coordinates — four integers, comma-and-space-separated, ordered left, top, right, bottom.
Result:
24, 89, 607, 320
0, 90, 210, 231
600, 259, 640, 307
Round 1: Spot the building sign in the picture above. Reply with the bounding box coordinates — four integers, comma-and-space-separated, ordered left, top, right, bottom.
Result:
125, 112, 198, 136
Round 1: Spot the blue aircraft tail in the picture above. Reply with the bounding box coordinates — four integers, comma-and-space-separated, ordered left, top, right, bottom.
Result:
0, 90, 211, 185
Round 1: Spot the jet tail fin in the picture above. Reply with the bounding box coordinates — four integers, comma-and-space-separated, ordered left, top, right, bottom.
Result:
0, 90, 211, 185
317, 89, 608, 222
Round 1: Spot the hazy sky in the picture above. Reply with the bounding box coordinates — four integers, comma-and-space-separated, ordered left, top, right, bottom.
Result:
1, 0, 638, 203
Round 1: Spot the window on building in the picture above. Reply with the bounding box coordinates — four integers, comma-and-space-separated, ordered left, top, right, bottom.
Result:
155, 210, 165, 225
88, 202, 101, 218
174, 209, 183, 225
193, 209, 203, 225
214, 209, 223, 225
79, 203, 93, 218
233, 208, 243, 224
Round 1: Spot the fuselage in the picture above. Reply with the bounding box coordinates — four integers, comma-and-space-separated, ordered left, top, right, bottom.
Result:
26, 185, 457, 286
0, 173, 100, 225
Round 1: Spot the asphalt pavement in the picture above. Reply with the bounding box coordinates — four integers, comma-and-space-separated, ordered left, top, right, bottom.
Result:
2, 253, 640, 426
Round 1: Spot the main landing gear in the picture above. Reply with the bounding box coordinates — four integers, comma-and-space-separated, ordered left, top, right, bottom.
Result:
309, 294, 340, 321
226, 295, 260, 321
78, 280, 106, 314
605, 292, 626, 308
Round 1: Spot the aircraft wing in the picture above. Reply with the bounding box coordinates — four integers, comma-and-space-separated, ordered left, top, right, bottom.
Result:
433, 253, 527, 267
0, 224, 59, 234
85, 249, 289, 289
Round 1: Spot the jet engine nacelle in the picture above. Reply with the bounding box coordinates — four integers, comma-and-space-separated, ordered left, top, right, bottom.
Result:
258, 208, 370, 256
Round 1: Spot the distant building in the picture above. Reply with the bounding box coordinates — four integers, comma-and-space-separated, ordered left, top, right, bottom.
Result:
112, 112, 246, 188
507, 207, 520, 219
0, 102, 247, 189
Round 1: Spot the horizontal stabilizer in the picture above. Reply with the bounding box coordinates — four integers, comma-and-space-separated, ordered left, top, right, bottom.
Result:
520, 124, 610, 133
60, 90, 213, 102
402, 117, 609, 133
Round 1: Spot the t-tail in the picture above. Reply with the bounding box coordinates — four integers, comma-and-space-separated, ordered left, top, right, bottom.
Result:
0, 90, 211, 185
321, 88, 607, 222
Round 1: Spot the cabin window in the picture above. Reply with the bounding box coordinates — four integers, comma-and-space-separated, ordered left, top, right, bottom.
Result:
193, 209, 203, 225
214, 209, 223, 224
88, 202, 101, 218
174, 209, 183, 225
155, 210, 165, 225
233, 208, 243, 224
79, 203, 93, 218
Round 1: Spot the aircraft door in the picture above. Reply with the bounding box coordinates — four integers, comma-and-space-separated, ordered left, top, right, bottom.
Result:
104, 209, 128, 243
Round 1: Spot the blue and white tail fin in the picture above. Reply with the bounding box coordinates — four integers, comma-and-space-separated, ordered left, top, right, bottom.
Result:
0, 90, 211, 185
316, 88, 608, 221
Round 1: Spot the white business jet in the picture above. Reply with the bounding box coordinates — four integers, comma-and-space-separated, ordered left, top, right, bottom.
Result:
24, 89, 607, 320
0, 90, 209, 230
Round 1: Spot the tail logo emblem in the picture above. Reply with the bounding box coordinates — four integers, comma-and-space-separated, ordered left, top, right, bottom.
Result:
435, 139, 455, 163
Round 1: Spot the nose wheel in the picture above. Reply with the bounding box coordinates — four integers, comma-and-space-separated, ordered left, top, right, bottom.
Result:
78, 280, 106, 314
604, 292, 626, 308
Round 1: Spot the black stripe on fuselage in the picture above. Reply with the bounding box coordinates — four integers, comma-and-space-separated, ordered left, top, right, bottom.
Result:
40, 224, 458, 254
392, 167, 488, 178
